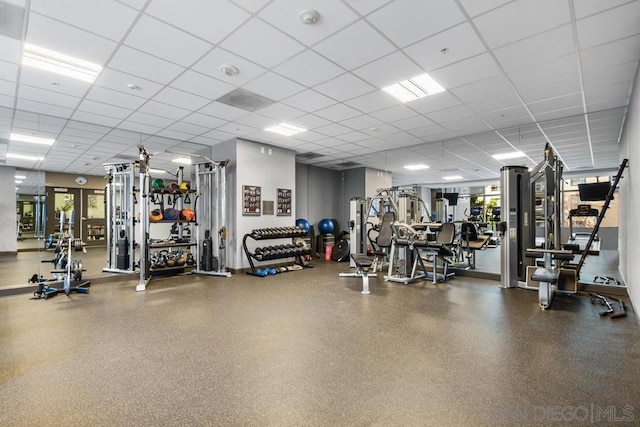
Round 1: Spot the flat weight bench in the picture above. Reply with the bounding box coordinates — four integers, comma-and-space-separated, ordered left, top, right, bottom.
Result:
350, 253, 374, 294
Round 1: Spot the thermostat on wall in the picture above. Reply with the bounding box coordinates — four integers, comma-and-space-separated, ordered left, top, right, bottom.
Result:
75, 176, 87, 185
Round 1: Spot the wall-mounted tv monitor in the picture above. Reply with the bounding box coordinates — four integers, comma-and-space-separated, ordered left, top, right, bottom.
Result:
578, 182, 610, 201
436, 192, 459, 206
470, 207, 482, 216
492, 206, 501, 216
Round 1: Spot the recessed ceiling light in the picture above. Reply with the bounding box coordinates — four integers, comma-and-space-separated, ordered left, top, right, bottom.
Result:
15, 175, 26, 179
443, 175, 463, 181
10, 133, 55, 145
15, 180, 23, 184
127, 84, 140, 90
7, 153, 45, 161
383, 73, 445, 103
172, 157, 192, 165
22, 43, 102, 83
404, 164, 429, 171
265, 123, 307, 136
492, 151, 526, 160
219, 64, 239, 77
299, 9, 320, 25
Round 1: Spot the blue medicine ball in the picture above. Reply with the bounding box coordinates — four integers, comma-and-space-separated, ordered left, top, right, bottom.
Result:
317, 218, 334, 234
295, 218, 311, 232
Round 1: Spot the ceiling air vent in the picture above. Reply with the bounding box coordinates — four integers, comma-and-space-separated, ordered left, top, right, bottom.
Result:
336, 161, 361, 168
0, 1, 25, 40
215, 88, 275, 112
296, 152, 323, 160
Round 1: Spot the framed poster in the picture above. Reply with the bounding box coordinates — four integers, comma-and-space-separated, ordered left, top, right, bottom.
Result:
243, 185, 261, 215
277, 188, 292, 216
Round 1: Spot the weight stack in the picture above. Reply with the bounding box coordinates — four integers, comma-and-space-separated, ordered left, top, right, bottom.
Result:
117, 254, 130, 270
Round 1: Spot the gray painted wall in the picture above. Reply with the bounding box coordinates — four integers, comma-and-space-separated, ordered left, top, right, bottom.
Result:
619, 65, 639, 314
295, 164, 342, 232
0, 166, 17, 252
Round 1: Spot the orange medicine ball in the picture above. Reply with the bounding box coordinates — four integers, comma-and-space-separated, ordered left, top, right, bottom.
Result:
181, 208, 195, 221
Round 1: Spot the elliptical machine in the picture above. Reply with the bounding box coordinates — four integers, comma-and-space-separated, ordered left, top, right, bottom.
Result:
31, 210, 90, 299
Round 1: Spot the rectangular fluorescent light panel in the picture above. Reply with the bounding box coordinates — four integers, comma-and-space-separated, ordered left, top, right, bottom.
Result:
443, 175, 463, 181
22, 43, 103, 83
492, 151, 526, 160
172, 157, 192, 165
383, 73, 445, 103
15, 180, 23, 184
10, 133, 55, 145
404, 164, 429, 171
15, 175, 27, 179
7, 153, 45, 161
265, 123, 307, 136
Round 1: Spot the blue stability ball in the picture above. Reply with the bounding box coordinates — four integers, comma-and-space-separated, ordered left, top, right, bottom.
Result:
295, 218, 311, 232
317, 218, 334, 234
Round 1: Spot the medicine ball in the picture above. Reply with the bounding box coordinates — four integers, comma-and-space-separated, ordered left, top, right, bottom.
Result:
179, 182, 190, 192
163, 208, 179, 221
150, 209, 163, 222
167, 181, 180, 192
295, 218, 311, 232
151, 178, 166, 189
180, 208, 195, 221
318, 218, 334, 234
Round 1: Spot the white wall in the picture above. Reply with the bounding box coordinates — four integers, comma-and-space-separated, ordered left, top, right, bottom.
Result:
619, 66, 639, 313
0, 166, 17, 252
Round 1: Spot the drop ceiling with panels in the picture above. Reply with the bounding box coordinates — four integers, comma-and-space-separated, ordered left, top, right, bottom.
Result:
1, 0, 638, 194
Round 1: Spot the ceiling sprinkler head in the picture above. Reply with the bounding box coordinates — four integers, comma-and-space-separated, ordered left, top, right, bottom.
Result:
299, 9, 320, 25
219, 64, 239, 77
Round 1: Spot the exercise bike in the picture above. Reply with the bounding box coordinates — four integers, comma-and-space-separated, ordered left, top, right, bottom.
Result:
31, 210, 90, 299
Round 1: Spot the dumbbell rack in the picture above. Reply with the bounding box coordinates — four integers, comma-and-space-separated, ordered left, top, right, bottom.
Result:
242, 227, 312, 277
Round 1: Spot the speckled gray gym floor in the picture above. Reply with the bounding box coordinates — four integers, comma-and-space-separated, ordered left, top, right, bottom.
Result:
1, 259, 638, 426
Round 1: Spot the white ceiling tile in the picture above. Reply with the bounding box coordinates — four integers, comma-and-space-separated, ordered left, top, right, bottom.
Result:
118, 120, 163, 135
94, 68, 163, 98
370, 105, 417, 122
314, 73, 375, 102
30, 0, 138, 41
580, 34, 640, 73
71, 111, 123, 128
0, 60, 18, 81
585, 81, 634, 105
18, 84, 81, 109
404, 23, 487, 73
450, 75, 516, 103
234, 113, 276, 130
292, 114, 332, 130
458, 0, 512, 17
138, 101, 190, 121
292, 130, 330, 143
273, 50, 345, 87
426, 104, 477, 123
409, 91, 462, 114
126, 111, 175, 128
243, 72, 305, 101
198, 102, 250, 121
315, 123, 352, 137
576, 1, 640, 49
258, 102, 306, 121
192, 48, 268, 86
201, 129, 236, 141
313, 20, 396, 70
259, 0, 359, 46
217, 122, 257, 136
527, 93, 584, 115
430, 53, 502, 90
340, 114, 382, 131
0, 94, 14, 108
108, 46, 185, 84
336, 131, 370, 143
155, 129, 195, 141
344, 90, 399, 114
466, 92, 523, 114
391, 115, 435, 131
0, 35, 21, 64
231, 0, 271, 13
219, 18, 305, 68
77, 99, 133, 119
152, 87, 211, 111
16, 99, 74, 118
170, 70, 235, 102
353, 51, 424, 89
472, 0, 571, 49
282, 90, 337, 113
182, 112, 226, 129
86, 86, 147, 110
494, 25, 575, 72
347, 0, 394, 16
518, 77, 581, 103
124, 15, 213, 66
583, 61, 637, 90
368, 0, 466, 47
574, 0, 631, 19
26, 13, 117, 65
146, 0, 250, 44
0, 79, 16, 96
314, 103, 361, 121
507, 54, 579, 89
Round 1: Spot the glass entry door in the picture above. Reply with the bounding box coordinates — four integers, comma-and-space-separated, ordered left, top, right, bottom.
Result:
82, 189, 106, 247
